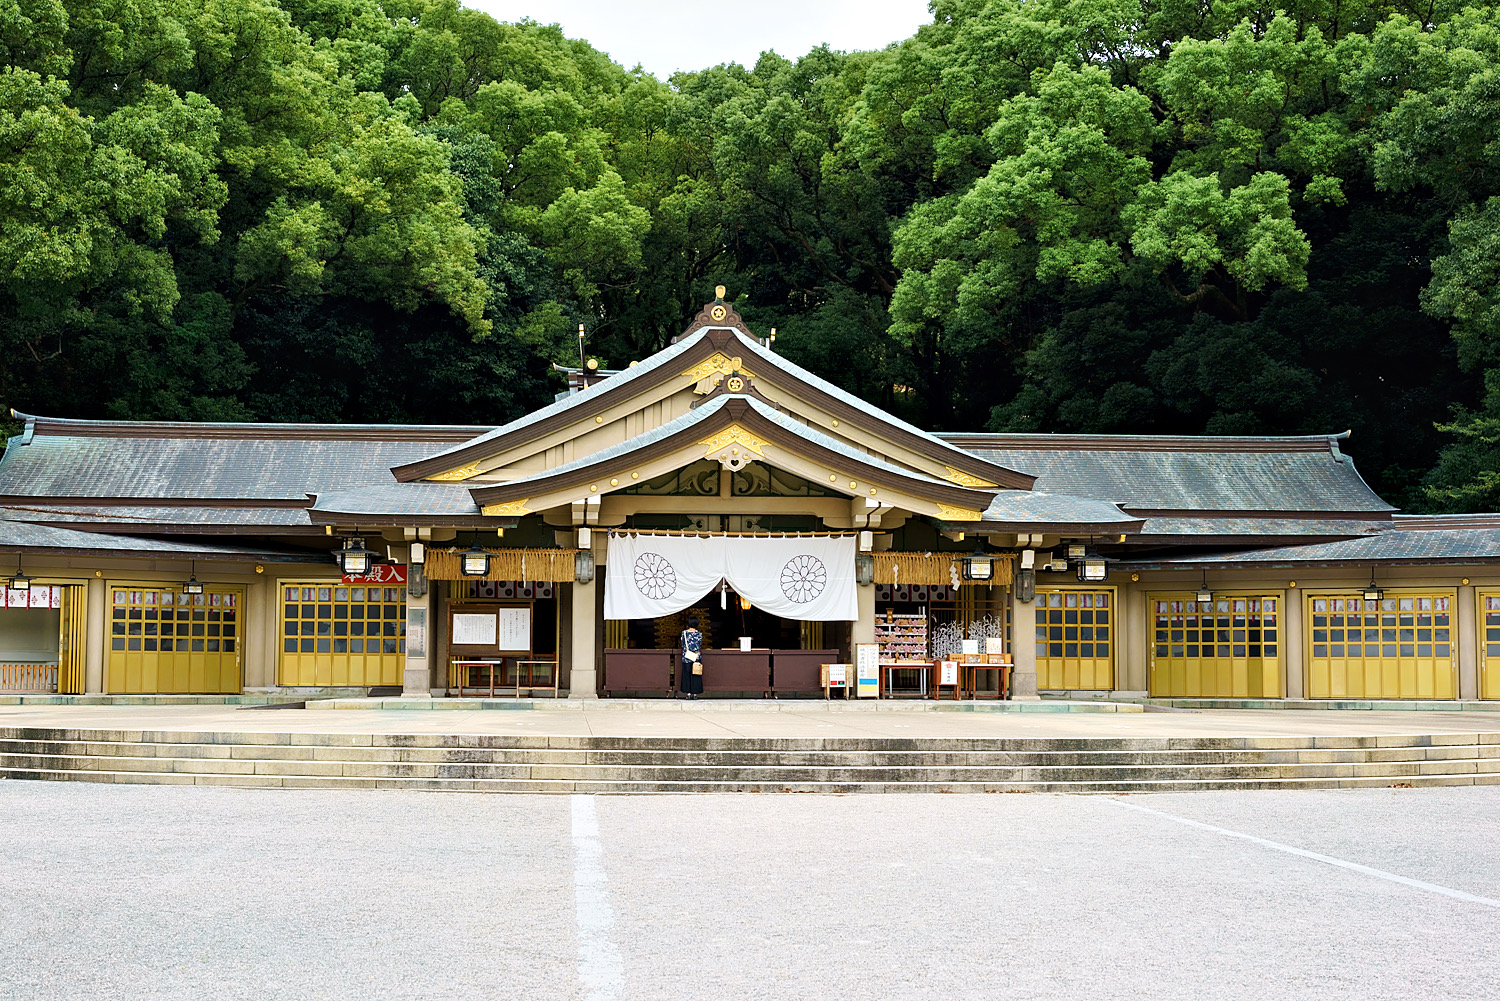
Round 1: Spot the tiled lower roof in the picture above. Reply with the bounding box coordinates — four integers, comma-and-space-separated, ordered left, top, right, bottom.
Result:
0, 518, 320, 561
1119, 528, 1500, 568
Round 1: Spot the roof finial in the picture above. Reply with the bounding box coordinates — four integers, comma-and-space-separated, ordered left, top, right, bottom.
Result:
714, 285, 726, 301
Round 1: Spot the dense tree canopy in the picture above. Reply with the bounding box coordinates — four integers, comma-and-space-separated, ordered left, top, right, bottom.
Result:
3, 0, 1500, 508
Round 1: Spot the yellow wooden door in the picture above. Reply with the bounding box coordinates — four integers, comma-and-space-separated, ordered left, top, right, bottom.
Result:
1034, 589, 1114, 689
107, 586, 242, 693
278, 583, 406, 687
1478, 594, 1500, 700
1307, 593, 1454, 699
1150, 595, 1282, 698
57, 585, 87, 694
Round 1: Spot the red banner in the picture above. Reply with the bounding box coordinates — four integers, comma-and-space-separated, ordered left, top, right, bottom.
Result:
341, 564, 408, 585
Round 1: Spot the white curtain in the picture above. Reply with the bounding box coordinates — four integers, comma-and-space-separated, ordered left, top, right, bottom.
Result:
604, 533, 857, 621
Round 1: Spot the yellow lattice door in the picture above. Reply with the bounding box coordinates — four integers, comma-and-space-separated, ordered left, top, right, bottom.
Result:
107, 587, 241, 694
1034, 589, 1113, 689
1308, 594, 1454, 699
279, 584, 406, 686
1150, 596, 1281, 698
1483, 595, 1500, 700
57, 585, 86, 694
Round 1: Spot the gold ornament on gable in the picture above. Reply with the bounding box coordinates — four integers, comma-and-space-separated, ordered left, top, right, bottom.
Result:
942, 466, 998, 488
428, 462, 483, 482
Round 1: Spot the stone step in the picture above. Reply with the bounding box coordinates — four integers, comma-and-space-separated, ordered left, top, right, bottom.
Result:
2, 765, 1493, 794
2, 736, 1493, 767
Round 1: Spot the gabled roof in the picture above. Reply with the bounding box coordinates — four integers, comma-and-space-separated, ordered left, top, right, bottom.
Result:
394, 305, 1030, 489
942, 432, 1394, 514
466, 394, 1001, 514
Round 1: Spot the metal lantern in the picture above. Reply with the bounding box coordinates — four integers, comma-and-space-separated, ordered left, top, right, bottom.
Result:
1065, 542, 1087, 560
7, 555, 31, 592
460, 546, 491, 577
1362, 572, 1383, 603
961, 550, 994, 581
182, 561, 204, 596
1077, 555, 1108, 582
1195, 570, 1212, 604
334, 537, 375, 576
574, 548, 595, 584
855, 552, 875, 587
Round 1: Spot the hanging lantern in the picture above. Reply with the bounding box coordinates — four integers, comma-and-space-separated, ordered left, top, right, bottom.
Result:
460, 546, 491, 577
182, 561, 204, 595
574, 548, 595, 584
333, 538, 375, 576
961, 550, 994, 581
7, 554, 31, 592
1362, 571, 1383, 603
1076, 555, 1108, 582
1065, 542, 1088, 560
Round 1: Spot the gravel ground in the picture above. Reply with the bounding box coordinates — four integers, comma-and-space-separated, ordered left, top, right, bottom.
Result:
2, 782, 1497, 1001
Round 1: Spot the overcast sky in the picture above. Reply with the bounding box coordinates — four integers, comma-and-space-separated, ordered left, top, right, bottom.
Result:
467, 0, 933, 77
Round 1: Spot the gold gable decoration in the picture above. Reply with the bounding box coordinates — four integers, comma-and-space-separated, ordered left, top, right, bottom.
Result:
874, 552, 1014, 587
698, 423, 769, 458
425, 548, 580, 582
428, 462, 484, 482
683, 353, 753, 393
935, 503, 984, 521
943, 466, 998, 489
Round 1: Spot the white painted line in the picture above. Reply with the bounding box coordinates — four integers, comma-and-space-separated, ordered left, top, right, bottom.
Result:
571, 795, 625, 1001
1105, 798, 1500, 911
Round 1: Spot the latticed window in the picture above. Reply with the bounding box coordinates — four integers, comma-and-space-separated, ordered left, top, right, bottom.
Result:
282, 585, 405, 655
1310, 596, 1448, 660
1154, 598, 1277, 660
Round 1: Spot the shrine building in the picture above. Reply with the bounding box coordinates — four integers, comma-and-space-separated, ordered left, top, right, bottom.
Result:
1, 294, 1498, 703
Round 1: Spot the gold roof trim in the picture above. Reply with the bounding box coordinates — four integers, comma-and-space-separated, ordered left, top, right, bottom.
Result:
428, 462, 483, 482
682, 352, 752, 391
943, 466, 998, 488
481, 499, 532, 517
935, 503, 983, 521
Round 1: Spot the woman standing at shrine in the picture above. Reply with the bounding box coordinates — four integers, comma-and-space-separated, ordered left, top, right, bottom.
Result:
678, 616, 703, 699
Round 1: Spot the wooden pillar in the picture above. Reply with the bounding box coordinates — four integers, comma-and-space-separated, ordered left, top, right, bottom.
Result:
1458, 583, 1478, 701
1284, 588, 1305, 699
569, 577, 599, 698
1010, 588, 1039, 700
403, 562, 431, 697
85, 576, 105, 694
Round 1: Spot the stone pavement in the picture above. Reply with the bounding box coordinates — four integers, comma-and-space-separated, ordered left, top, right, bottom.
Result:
2, 781, 1497, 1001
3, 701, 1500, 740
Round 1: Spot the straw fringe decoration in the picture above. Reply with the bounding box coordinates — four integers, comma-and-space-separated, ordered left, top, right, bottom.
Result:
426, 548, 580, 582
873, 552, 1014, 587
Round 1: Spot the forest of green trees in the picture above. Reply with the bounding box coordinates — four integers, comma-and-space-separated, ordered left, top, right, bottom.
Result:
4, 0, 1500, 509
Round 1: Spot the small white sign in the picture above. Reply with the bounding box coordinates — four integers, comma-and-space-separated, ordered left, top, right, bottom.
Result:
827, 664, 847, 685
985, 636, 1005, 655
961, 638, 980, 656
497, 607, 532, 651
940, 661, 959, 685
452, 613, 497, 646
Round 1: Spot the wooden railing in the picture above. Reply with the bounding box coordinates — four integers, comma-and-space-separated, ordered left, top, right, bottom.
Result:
0, 663, 59, 693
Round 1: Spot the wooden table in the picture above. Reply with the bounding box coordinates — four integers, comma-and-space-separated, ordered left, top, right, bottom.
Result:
880, 661, 930, 698
963, 660, 1012, 699
515, 659, 560, 698
448, 658, 504, 697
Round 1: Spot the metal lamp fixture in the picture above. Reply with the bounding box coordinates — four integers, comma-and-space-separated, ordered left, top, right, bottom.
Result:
1076, 554, 1108, 582
460, 545, 491, 577
333, 537, 375, 576
1195, 569, 1212, 604
855, 551, 875, 587
409, 542, 426, 567
182, 561, 204, 596
1362, 572, 1383, 603
7, 554, 31, 592
961, 549, 994, 581
1065, 542, 1088, 560
574, 548, 595, 584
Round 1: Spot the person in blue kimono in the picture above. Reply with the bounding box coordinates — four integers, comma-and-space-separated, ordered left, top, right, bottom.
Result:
678, 616, 703, 699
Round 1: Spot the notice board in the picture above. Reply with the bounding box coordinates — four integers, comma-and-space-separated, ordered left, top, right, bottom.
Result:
496, 606, 532, 652
855, 642, 880, 698
452, 613, 497, 647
